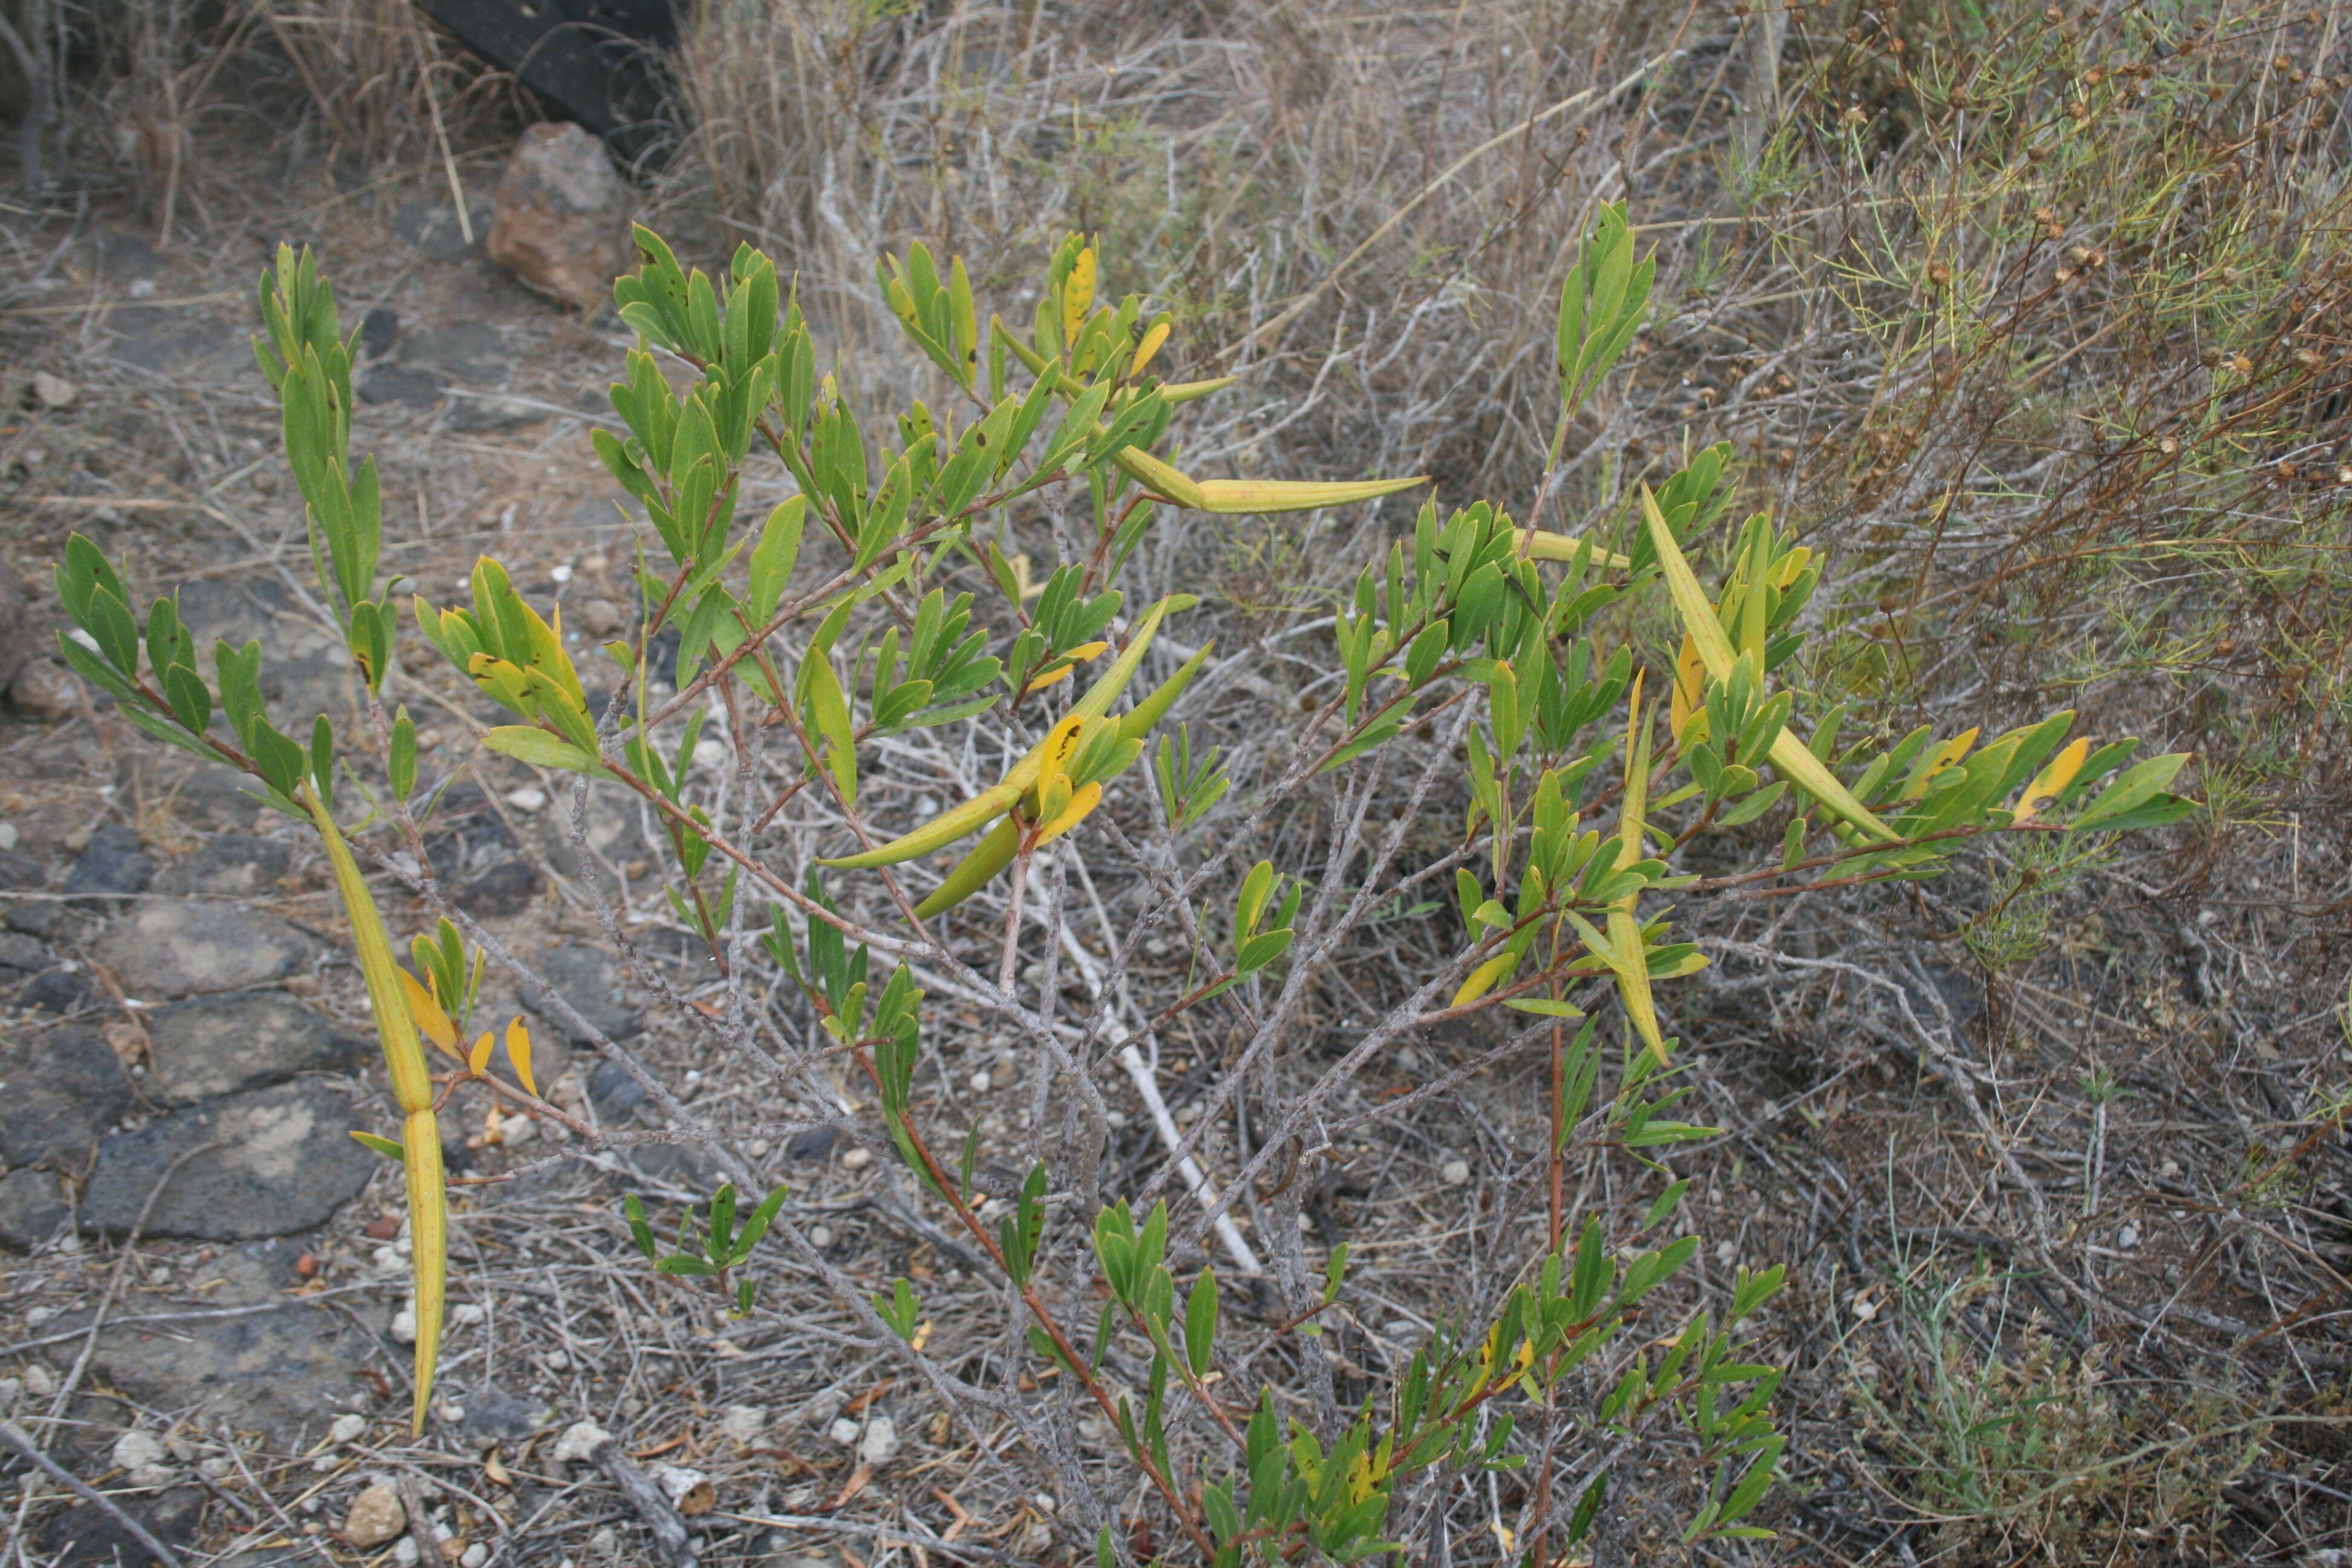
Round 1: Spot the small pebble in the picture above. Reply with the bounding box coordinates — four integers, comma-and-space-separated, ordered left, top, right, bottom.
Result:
807, 1225, 834, 1248
329, 1413, 367, 1444
503, 786, 547, 813
451, 1302, 486, 1326
1440, 1159, 1471, 1186
393, 1538, 421, 1567
461, 1544, 489, 1568
552, 1420, 612, 1466
550, 563, 573, 584
31, 371, 76, 408
968, 1068, 991, 1093
840, 1147, 872, 1170
858, 1414, 899, 1465
2118, 1223, 2140, 1249
691, 737, 728, 769
389, 1308, 417, 1344
341, 1479, 405, 1548
827, 1417, 860, 1446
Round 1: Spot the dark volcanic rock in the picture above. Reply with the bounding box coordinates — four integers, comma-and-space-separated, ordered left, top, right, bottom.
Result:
0, 1027, 131, 1167
529, 943, 641, 1042
457, 857, 543, 917
90, 898, 318, 999
80, 1080, 378, 1240
397, 321, 512, 384
587, 1057, 645, 1120
19, 966, 94, 1013
360, 305, 399, 359
0, 1168, 70, 1250
359, 364, 445, 408
144, 990, 366, 1105
62, 823, 152, 902
152, 832, 292, 897
55, 1241, 394, 1445
41, 1486, 204, 1568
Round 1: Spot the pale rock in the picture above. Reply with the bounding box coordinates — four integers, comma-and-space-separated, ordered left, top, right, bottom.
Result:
576, 597, 626, 637
343, 1478, 405, 1548
840, 1147, 872, 1170
655, 1464, 707, 1505
503, 786, 547, 813
552, 1420, 613, 1466
390, 1307, 417, 1344
486, 122, 633, 310
452, 1302, 488, 1327
329, 1413, 367, 1444
460, 1546, 489, 1568
111, 1429, 178, 1488
10, 658, 80, 722
31, 371, 76, 409
857, 1414, 898, 1466
1440, 1159, 1471, 1186
826, 1417, 860, 1446
718, 1405, 768, 1449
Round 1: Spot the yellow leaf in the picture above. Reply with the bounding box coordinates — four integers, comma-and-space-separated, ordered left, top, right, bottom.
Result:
1111, 446, 1426, 514
400, 968, 459, 1056
1613, 671, 1667, 1063
1903, 728, 1981, 800
468, 1030, 494, 1076
1640, 487, 1898, 843
1131, 320, 1171, 378
1451, 950, 1517, 1009
2013, 736, 2089, 822
1034, 781, 1102, 846
1508, 528, 1632, 570
1062, 246, 1096, 346
303, 788, 445, 1438
1024, 641, 1108, 692
505, 1016, 537, 1098
1669, 633, 1708, 746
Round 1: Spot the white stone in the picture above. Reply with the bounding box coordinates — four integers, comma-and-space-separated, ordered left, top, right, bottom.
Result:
1440, 1159, 1471, 1186
840, 1147, 872, 1170
718, 1405, 768, 1448
587, 1528, 617, 1557
0, 822, 16, 851
969, 1068, 992, 1093
827, 1417, 860, 1446
21, 1364, 54, 1397
2118, 1223, 2140, 1249
31, 371, 76, 409
112, 1429, 176, 1486
329, 1413, 367, 1444
460, 1544, 489, 1568
392, 1538, 421, 1567
857, 1414, 898, 1466
655, 1465, 707, 1505
808, 1225, 834, 1248
452, 1302, 487, 1327
550, 564, 574, 584
552, 1420, 613, 1466
504, 786, 548, 813
389, 1308, 417, 1344
691, 738, 728, 769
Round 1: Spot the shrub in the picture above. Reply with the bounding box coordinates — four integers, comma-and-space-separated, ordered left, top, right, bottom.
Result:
51, 207, 2193, 1561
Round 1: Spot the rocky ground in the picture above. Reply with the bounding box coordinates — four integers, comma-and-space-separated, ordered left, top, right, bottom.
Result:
0, 139, 926, 1568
